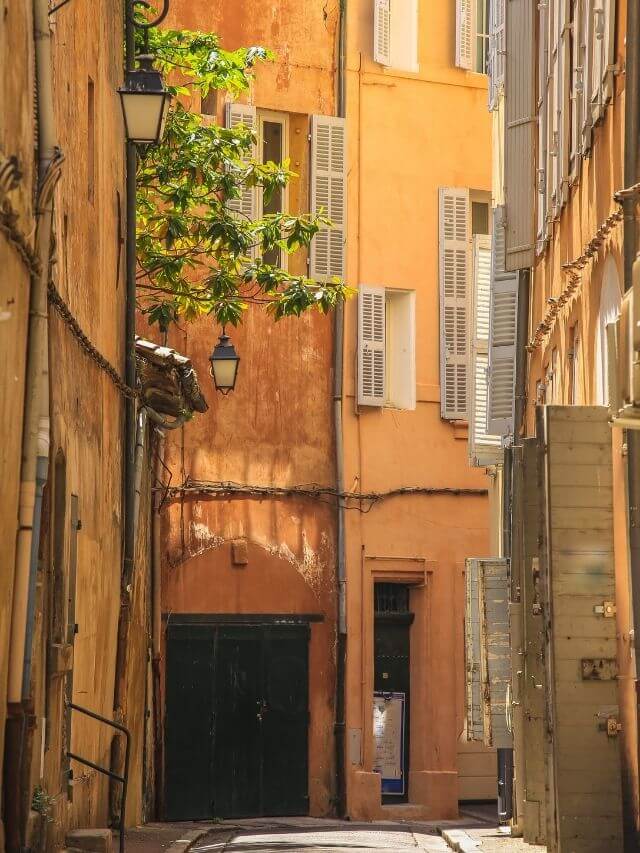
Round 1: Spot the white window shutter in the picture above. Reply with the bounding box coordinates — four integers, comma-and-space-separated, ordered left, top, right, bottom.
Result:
310, 115, 347, 282
225, 102, 258, 221
504, 0, 536, 270
358, 286, 385, 407
456, 0, 473, 70
488, 207, 519, 437
488, 0, 505, 110
439, 188, 470, 421
569, 0, 584, 180
374, 0, 392, 65
601, 0, 616, 104
582, 0, 594, 153
465, 559, 485, 742
479, 558, 512, 749
470, 236, 502, 467
537, 2, 549, 252
558, 0, 570, 207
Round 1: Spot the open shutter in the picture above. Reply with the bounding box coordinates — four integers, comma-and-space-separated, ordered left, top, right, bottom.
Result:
558, 0, 571, 206
489, 0, 505, 110
569, 0, 584, 180
539, 406, 623, 852
537, 2, 549, 252
225, 103, 257, 221
470, 236, 502, 466
456, 0, 473, 70
479, 558, 512, 749
374, 0, 391, 65
310, 115, 346, 282
488, 207, 519, 437
439, 188, 470, 421
465, 559, 485, 742
505, 0, 536, 270
357, 286, 385, 407
582, 0, 594, 153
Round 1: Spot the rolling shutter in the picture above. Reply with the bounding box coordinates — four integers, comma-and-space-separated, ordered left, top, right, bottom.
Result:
374, 0, 391, 65
479, 558, 512, 749
465, 559, 485, 741
225, 103, 258, 221
470, 235, 502, 466
357, 286, 385, 407
439, 188, 470, 421
488, 207, 519, 437
504, 0, 536, 270
309, 115, 346, 282
488, 0, 505, 110
456, 0, 473, 70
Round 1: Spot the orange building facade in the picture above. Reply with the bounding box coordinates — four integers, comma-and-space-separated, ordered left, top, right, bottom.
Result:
157, 0, 495, 821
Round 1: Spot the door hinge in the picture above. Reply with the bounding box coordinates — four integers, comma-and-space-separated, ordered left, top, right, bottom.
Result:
594, 600, 616, 618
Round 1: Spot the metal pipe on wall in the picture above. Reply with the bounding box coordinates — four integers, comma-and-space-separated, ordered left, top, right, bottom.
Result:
333, 0, 347, 819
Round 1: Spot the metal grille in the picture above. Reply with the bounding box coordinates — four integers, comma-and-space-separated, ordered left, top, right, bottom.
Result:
374, 583, 409, 614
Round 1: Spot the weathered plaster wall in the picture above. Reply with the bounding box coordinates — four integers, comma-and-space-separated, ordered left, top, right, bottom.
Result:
0, 2, 36, 841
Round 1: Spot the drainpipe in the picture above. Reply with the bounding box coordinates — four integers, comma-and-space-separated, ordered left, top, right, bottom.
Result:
623, 3, 640, 849
151, 430, 165, 817
4, 0, 61, 846
334, 0, 347, 820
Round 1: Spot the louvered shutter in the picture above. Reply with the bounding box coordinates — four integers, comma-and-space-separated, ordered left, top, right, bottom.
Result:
549, 1, 560, 216
374, 0, 391, 65
225, 103, 257, 221
582, 0, 594, 153
479, 558, 512, 749
489, 0, 505, 110
357, 286, 385, 407
569, 0, 583, 179
536, 2, 549, 251
456, 0, 473, 70
439, 188, 470, 421
505, 0, 536, 270
600, 0, 617, 106
488, 207, 519, 437
465, 559, 485, 742
558, 0, 570, 206
470, 235, 502, 466
310, 115, 346, 282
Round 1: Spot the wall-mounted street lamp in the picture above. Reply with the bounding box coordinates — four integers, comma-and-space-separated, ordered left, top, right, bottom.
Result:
118, 54, 172, 145
209, 332, 240, 394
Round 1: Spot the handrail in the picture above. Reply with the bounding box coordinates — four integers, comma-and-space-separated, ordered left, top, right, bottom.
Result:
66, 702, 130, 853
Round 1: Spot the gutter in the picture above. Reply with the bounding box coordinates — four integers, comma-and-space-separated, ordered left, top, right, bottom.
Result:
334, 0, 347, 819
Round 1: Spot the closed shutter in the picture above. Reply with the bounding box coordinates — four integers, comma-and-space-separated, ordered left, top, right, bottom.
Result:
479, 558, 512, 749
309, 115, 346, 282
505, 0, 536, 270
601, 0, 616, 103
569, 0, 584, 180
465, 559, 485, 742
357, 286, 385, 407
537, 2, 549, 251
225, 103, 258, 221
439, 188, 470, 421
470, 235, 502, 466
488, 0, 505, 110
374, 0, 391, 65
539, 406, 623, 852
582, 0, 594, 153
549, 0, 560, 216
488, 207, 519, 437
558, 0, 571, 206
456, 0, 473, 70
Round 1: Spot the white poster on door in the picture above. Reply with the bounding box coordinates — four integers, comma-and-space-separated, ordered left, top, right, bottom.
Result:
373, 692, 405, 788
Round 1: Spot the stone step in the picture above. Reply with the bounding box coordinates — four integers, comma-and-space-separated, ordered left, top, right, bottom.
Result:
65, 828, 112, 853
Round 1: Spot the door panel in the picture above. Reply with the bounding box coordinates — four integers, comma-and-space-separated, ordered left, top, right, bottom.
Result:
212, 627, 263, 818
262, 626, 310, 816
165, 624, 214, 820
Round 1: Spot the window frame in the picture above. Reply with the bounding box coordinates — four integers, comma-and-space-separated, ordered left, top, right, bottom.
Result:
257, 109, 290, 270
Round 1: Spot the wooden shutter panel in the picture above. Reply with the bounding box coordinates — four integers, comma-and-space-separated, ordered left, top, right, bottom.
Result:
374, 0, 391, 65
582, 0, 594, 153
479, 558, 512, 749
357, 286, 385, 407
537, 2, 549, 251
569, 0, 584, 180
505, 0, 536, 270
558, 0, 571, 206
602, 0, 616, 103
489, 0, 505, 110
456, 0, 473, 70
488, 207, 519, 437
470, 236, 502, 466
465, 559, 485, 741
310, 115, 346, 282
225, 103, 257, 221
539, 406, 623, 852
439, 188, 470, 421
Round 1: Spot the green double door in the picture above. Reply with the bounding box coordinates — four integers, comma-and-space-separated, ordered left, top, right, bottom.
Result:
165, 621, 309, 820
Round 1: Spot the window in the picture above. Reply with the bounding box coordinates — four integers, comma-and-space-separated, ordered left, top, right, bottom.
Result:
201, 89, 217, 116
373, 0, 419, 72
357, 286, 416, 410
595, 257, 622, 405
472, 201, 489, 236
456, 0, 490, 73
258, 111, 288, 267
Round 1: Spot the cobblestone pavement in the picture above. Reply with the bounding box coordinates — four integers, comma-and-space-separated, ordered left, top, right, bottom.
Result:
192, 818, 449, 852
449, 825, 546, 853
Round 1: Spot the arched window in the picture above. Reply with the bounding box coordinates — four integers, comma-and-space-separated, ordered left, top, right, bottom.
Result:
595, 256, 621, 405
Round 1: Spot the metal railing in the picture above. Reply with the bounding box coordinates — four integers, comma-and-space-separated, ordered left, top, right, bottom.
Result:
66, 702, 130, 853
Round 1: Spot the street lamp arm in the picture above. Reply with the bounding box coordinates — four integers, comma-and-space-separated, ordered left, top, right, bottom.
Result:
128, 0, 171, 30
